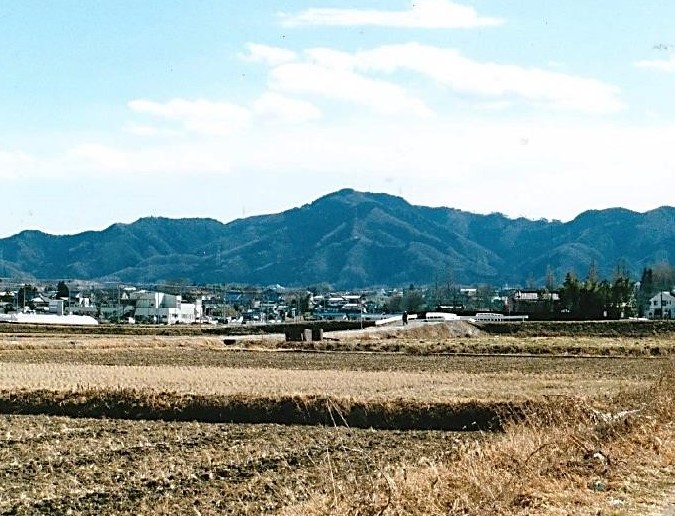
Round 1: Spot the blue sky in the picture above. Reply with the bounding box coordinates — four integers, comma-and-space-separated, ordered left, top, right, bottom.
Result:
2, 1, 675, 237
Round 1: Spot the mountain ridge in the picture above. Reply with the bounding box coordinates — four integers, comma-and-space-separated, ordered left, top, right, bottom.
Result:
0, 190, 673, 288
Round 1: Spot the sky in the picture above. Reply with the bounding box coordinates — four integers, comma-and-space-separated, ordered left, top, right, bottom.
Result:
2, 0, 675, 237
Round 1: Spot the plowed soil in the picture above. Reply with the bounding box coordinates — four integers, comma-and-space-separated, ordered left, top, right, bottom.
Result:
0, 414, 471, 515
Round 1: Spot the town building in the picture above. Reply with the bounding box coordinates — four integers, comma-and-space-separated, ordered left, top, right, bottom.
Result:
133, 291, 201, 324
646, 291, 675, 319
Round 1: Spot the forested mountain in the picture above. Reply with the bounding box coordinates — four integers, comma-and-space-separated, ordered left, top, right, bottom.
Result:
1, 189, 673, 288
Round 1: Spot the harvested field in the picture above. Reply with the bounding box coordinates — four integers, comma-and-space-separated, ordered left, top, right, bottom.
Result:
0, 361, 655, 402
0, 331, 673, 514
3, 326, 675, 356
1, 344, 670, 375
0, 415, 468, 515
2, 318, 675, 339
0, 319, 374, 337
0, 379, 673, 514
0, 334, 670, 427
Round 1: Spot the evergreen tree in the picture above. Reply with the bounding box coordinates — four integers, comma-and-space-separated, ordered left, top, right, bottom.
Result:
56, 281, 69, 300
611, 262, 635, 317
638, 268, 654, 317
560, 272, 581, 314
17, 285, 37, 309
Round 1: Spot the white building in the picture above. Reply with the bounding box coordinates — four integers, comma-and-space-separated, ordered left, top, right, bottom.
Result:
133, 292, 201, 324
646, 291, 675, 320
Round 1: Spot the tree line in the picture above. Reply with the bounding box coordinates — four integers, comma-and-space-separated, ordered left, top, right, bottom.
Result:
385, 260, 675, 319
549, 260, 673, 319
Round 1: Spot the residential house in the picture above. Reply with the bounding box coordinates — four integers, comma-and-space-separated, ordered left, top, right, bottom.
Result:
67, 291, 98, 316
646, 291, 675, 320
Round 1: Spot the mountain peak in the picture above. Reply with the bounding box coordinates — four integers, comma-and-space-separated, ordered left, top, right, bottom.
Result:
312, 189, 412, 210
0, 191, 673, 288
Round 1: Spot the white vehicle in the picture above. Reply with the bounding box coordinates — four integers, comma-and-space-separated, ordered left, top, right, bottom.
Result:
422, 312, 459, 322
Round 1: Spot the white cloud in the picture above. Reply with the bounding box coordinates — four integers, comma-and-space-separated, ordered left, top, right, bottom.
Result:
128, 93, 322, 134
252, 92, 321, 123
69, 144, 130, 171
268, 61, 432, 117
7, 116, 675, 225
281, 118, 673, 223
353, 43, 624, 114
0, 150, 36, 179
635, 55, 675, 72
128, 98, 252, 136
240, 43, 297, 66
473, 101, 514, 112
124, 123, 176, 137
304, 47, 356, 70
243, 42, 622, 115
295, 119, 675, 221
67, 142, 232, 176
280, 0, 504, 29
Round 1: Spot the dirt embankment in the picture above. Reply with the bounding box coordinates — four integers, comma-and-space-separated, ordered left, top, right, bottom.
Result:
0, 388, 527, 431
477, 320, 675, 337
327, 320, 481, 340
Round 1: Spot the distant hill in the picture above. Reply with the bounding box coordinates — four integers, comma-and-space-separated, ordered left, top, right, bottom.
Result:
0, 189, 673, 288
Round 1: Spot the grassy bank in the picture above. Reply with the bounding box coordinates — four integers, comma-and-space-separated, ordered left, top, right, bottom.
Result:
0, 389, 519, 431
478, 319, 675, 337
281, 369, 675, 515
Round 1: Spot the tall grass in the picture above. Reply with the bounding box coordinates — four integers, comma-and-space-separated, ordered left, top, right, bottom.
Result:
282, 365, 675, 515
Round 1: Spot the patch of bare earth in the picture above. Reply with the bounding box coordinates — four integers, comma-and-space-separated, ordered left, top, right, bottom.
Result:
0, 415, 472, 515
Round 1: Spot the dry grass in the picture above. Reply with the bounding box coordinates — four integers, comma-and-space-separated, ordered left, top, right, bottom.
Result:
0, 362, 649, 402
280, 368, 675, 515
0, 388, 515, 430
0, 415, 470, 514
0, 334, 227, 351
276, 333, 675, 357
0, 334, 667, 404
1, 381, 673, 514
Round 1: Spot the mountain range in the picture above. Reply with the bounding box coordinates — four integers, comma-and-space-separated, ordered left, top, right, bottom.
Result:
0, 189, 673, 288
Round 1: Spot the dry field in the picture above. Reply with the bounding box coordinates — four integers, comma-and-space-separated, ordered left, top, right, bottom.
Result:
281, 375, 675, 516
3, 320, 675, 357
0, 414, 470, 514
0, 338, 670, 407
0, 326, 673, 514
0, 358, 662, 403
